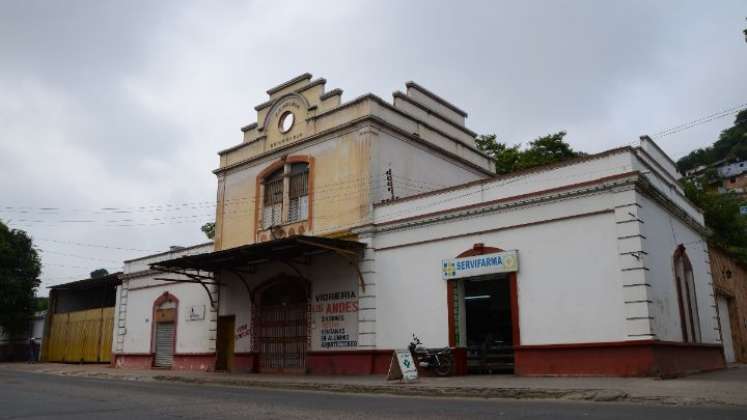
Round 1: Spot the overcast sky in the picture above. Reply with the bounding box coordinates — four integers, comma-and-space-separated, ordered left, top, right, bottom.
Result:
1, 1, 745, 294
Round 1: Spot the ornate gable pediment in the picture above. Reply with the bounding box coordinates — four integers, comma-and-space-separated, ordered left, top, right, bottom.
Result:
239, 73, 343, 152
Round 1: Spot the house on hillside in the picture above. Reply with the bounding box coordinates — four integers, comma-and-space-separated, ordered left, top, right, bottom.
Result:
717, 160, 747, 200
115, 74, 725, 377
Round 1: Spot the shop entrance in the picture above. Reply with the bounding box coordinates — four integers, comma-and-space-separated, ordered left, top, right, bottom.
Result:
216, 315, 235, 371
463, 274, 514, 373
255, 279, 309, 373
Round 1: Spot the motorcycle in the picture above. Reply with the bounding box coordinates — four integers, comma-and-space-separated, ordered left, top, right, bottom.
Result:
408, 334, 453, 376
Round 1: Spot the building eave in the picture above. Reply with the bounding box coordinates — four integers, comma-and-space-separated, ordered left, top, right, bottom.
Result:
374, 146, 634, 208
374, 171, 642, 232
214, 114, 495, 177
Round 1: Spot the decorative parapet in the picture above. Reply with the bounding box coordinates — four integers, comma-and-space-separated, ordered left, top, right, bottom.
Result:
218, 74, 492, 174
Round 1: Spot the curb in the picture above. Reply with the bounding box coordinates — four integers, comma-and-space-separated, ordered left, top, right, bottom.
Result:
151, 375, 716, 406
3, 366, 735, 407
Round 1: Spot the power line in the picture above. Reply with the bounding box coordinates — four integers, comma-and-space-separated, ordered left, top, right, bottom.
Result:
43, 262, 121, 270
34, 238, 160, 253
0, 174, 391, 213
0, 173, 448, 214
650, 102, 747, 139
35, 248, 122, 264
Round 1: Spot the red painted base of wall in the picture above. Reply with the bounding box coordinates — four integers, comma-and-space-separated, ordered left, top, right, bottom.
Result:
306, 350, 393, 375
113, 354, 153, 369
113, 353, 215, 371
514, 340, 725, 377
233, 352, 259, 373
451, 347, 468, 376
172, 354, 216, 371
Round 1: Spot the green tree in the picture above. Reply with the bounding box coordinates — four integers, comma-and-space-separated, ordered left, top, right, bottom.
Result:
34, 297, 49, 312
475, 134, 521, 175
683, 181, 747, 262
516, 131, 582, 170
201, 222, 216, 240
0, 221, 41, 338
89, 268, 109, 278
476, 131, 583, 175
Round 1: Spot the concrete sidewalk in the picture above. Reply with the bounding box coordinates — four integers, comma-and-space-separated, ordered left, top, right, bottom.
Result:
3, 362, 746, 407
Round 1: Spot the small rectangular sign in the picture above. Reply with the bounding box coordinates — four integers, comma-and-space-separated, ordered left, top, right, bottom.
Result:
187, 305, 205, 321
387, 349, 419, 383
442, 250, 519, 279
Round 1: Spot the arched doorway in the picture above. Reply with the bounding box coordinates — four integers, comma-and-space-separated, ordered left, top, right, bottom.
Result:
152, 293, 178, 368
673, 245, 701, 343
255, 277, 309, 373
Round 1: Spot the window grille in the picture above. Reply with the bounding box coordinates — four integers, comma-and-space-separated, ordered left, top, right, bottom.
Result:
288, 164, 309, 222
263, 173, 283, 228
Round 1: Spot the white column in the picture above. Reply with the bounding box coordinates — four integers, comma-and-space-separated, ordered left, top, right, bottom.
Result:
613, 187, 655, 339
356, 231, 377, 348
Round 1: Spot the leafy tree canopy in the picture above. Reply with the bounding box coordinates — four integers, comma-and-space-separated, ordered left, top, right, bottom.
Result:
0, 220, 41, 338
683, 182, 747, 262
201, 222, 216, 240
34, 297, 49, 312
676, 110, 747, 173
90, 268, 109, 279
476, 131, 584, 175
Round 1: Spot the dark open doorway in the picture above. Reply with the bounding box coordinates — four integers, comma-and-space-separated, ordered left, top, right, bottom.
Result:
464, 274, 514, 373
216, 315, 235, 371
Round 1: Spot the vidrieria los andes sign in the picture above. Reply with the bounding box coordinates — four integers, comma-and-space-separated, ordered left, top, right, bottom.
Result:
441, 250, 519, 280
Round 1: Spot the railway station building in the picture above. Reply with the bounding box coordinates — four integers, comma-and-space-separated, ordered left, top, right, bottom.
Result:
114, 74, 726, 376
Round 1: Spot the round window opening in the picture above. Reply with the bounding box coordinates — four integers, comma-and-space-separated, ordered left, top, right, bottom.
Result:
279, 111, 295, 133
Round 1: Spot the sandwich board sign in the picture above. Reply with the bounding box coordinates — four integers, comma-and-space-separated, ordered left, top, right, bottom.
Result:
387, 349, 418, 383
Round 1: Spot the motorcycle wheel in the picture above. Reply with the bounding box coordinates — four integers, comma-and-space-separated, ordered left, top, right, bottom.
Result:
434, 356, 453, 377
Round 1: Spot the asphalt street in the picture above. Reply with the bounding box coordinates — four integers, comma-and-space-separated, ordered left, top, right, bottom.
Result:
1, 369, 745, 419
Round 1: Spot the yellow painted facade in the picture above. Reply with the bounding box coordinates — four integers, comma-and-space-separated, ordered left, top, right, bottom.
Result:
212, 74, 494, 251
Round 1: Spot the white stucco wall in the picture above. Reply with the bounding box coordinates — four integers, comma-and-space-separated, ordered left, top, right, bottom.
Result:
114, 243, 215, 355
637, 194, 719, 343
374, 150, 634, 224
372, 194, 624, 349
120, 282, 215, 354
368, 137, 715, 349
372, 129, 486, 203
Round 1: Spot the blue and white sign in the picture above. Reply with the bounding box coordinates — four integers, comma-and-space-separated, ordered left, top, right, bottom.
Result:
442, 250, 519, 279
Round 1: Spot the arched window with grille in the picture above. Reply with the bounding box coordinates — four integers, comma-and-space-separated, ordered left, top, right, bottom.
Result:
673, 246, 701, 343
262, 168, 284, 229
260, 160, 310, 230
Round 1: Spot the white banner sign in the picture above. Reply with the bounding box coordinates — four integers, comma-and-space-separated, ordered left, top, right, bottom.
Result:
442, 250, 519, 280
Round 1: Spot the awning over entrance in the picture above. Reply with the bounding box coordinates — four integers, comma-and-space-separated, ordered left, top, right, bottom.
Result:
149, 235, 367, 308
151, 235, 364, 273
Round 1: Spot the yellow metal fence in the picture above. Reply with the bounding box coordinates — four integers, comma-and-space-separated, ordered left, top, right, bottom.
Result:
44, 307, 114, 363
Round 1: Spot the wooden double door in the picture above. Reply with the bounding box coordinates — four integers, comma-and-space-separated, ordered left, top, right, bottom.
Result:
254, 281, 308, 373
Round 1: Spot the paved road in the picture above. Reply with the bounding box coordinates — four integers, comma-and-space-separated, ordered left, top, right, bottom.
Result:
1, 369, 745, 419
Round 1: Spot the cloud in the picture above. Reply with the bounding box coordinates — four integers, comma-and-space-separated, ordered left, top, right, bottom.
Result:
1, 0, 746, 292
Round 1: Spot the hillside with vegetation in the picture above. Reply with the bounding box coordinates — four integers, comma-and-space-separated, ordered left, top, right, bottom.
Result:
676, 110, 747, 174
677, 110, 747, 263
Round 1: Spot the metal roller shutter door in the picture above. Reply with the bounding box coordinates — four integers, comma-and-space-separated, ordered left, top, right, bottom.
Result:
154, 322, 175, 368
